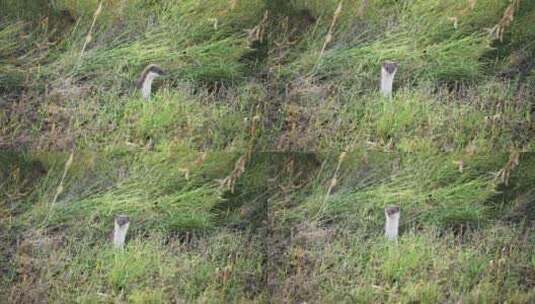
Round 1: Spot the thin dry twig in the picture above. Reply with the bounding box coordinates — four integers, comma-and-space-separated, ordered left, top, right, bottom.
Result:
52, 151, 74, 204
79, 1, 103, 58
495, 150, 520, 186
313, 151, 347, 221
219, 115, 260, 193
319, 1, 344, 58
487, 0, 521, 42
326, 151, 347, 198
245, 10, 269, 47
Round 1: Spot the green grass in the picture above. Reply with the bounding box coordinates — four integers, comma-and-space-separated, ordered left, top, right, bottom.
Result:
2, 151, 535, 302
9, 232, 267, 303
2, 0, 535, 302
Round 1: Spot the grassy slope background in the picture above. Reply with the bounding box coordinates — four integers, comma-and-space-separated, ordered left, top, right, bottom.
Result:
1, 0, 535, 303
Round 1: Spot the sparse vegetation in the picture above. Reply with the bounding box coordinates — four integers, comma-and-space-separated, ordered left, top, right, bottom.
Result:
1, 0, 534, 303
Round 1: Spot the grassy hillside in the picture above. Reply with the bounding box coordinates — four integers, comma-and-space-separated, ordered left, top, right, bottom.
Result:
1, 0, 534, 303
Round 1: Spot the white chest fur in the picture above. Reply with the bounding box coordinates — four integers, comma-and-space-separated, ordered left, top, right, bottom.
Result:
385, 207, 400, 240
141, 71, 160, 99
113, 218, 130, 249
381, 67, 397, 97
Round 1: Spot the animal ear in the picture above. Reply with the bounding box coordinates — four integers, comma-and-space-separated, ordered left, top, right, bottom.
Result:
148, 65, 165, 75
383, 62, 398, 74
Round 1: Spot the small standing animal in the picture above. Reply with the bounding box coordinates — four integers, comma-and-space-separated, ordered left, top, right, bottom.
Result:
111, 215, 130, 249
384, 206, 400, 241
380, 61, 399, 98
135, 64, 165, 100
